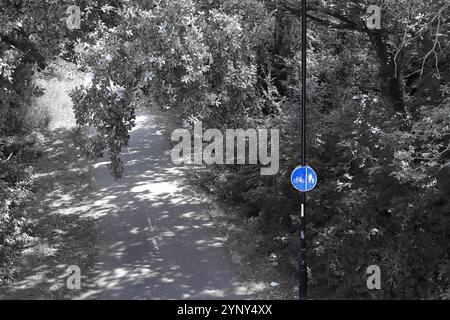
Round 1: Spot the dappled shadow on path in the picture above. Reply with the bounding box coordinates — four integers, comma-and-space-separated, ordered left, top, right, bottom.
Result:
92, 113, 252, 300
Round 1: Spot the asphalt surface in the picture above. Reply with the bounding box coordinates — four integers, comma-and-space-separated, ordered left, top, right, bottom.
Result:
92, 112, 250, 300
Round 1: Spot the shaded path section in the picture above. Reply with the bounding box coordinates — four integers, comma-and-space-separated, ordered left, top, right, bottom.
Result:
92, 113, 250, 299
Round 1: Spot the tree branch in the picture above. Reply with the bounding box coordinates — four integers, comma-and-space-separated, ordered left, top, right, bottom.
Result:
278, 1, 367, 32
0, 33, 47, 69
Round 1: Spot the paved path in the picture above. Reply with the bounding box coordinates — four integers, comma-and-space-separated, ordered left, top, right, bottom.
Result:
91, 112, 250, 299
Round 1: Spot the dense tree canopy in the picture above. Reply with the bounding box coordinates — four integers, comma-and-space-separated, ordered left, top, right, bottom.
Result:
2, 0, 449, 299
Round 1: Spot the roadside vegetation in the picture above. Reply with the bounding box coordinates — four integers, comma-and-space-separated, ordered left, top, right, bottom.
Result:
0, 60, 98, 299
2, 0, 449, 299
71, 1, 449, 299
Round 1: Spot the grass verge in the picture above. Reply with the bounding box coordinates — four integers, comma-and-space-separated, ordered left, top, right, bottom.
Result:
0, 128, 99, 300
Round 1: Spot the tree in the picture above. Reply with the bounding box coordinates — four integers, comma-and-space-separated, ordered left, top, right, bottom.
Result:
0, 0, 122, 133
279, 0, 449, 116
69, 0, 449, 299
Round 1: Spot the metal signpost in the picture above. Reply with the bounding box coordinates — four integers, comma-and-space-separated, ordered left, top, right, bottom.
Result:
290, 0, 318, 301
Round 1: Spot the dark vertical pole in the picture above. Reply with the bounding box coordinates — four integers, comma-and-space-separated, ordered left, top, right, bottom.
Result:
299, 0, 308, 300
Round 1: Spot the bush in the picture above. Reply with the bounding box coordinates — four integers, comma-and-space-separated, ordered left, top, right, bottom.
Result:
0, 135, 42, 284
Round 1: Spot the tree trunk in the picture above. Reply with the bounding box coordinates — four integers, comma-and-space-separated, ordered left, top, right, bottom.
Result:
272, 10, 289, 97
368, 30, 406, 114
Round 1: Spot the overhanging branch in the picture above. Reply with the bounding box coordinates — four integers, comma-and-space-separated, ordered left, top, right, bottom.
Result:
0, 33, 47, 69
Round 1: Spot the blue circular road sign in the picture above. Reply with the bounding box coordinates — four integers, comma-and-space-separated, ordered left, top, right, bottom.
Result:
291, 166, 318, 192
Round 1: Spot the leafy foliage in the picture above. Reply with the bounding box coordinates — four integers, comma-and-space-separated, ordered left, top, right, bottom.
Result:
4, 0, 445, 299
0, 135, 43, 284
0, 0, 122, 283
